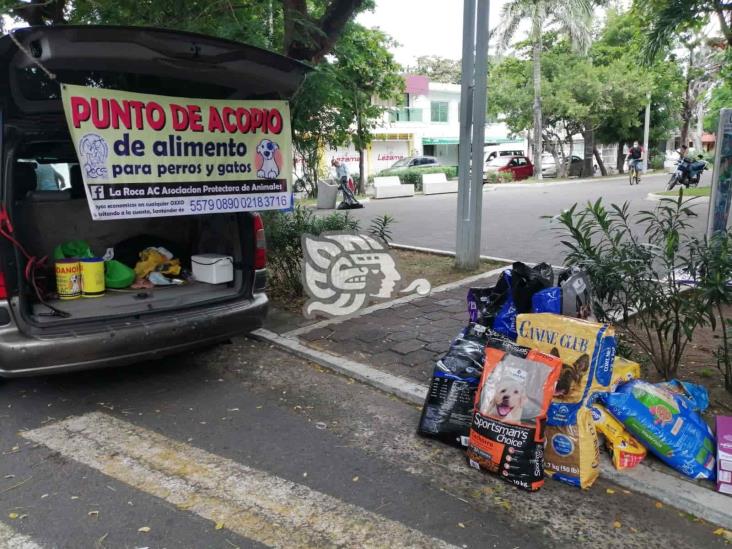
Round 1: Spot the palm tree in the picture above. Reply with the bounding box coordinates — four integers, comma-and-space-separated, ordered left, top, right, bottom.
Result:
494, 0, 593, 179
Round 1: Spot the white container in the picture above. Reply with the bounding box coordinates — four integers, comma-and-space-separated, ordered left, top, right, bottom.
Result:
191, 254, 234, 284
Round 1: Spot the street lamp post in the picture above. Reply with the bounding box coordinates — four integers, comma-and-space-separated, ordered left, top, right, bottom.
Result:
455, 0, 490, 270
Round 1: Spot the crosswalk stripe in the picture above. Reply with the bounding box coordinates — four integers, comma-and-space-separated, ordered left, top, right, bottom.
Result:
0, 521, 43, 549
22, 412, 458, 549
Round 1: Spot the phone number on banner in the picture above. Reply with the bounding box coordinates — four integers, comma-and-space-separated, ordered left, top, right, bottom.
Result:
187, 194, 290, 213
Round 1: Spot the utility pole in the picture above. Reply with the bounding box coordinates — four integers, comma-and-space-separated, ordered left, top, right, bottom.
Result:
643, 91, 651, 170
455, 0, 490, 270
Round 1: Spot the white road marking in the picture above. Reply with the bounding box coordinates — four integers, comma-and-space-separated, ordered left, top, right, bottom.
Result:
0, 521, 43, 549
22, 412, 458, 549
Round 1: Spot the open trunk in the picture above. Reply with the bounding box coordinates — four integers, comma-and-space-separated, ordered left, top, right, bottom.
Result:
10, 163, 254, 325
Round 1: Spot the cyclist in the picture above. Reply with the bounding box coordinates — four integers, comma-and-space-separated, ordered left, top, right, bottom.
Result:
626, 141, 644, 184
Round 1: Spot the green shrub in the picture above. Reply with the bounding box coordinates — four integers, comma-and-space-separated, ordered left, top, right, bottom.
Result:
376, 166, 457, 191
484, 170, 515, 183
368, 214, 396, 244
551, 194, 708, 380
649, 155, 665, 170
262, 204, 359, 297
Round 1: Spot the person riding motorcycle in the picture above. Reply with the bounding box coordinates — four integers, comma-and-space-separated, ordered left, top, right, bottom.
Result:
626, 141, 644, 182
666, 145, 707, 190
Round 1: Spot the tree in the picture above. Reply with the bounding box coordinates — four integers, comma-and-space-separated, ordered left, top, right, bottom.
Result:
1, 0, 373, 63
637, 0, 732, 60
332, 25, 404, 194
408, 56, 461, 84
705, 49, 732, 132
494, 0, 594, 178
592, 8, 684, 172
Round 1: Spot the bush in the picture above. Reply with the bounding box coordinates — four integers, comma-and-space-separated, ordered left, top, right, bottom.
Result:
376, 166, 457, 191
484, 170, 514, 183
551, 194, 708, 379
649, 155, 665, 170
368, 214, 396, 244
262, 204, 359, 297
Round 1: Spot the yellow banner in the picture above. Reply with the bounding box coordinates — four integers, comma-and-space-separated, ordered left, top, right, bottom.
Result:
61, 83, 292, 219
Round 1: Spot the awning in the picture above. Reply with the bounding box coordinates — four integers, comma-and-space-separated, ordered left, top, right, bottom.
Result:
422, 137, 522, 145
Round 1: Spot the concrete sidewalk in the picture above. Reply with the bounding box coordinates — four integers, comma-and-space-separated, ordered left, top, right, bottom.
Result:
258, 268, 732, 530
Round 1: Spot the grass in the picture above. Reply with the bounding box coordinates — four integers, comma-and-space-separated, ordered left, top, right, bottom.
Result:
657, 186, 710, 197
393, 249, 505, 288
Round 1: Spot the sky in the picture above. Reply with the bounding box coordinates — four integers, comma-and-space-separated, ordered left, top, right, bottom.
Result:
357, 0, 512, 68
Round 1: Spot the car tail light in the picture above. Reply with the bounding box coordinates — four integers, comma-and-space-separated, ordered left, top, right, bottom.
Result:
0, 271, 6, 300
252, 213, 267, 269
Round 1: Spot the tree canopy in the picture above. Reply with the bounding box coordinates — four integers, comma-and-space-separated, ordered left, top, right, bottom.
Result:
408, 56, 461, 85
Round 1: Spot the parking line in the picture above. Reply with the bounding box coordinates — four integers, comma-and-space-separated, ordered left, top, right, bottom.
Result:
0, 521, 43, 549
22, 412, 458, 549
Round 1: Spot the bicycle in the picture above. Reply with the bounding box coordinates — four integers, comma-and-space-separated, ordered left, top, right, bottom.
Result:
628, 160, 641, 186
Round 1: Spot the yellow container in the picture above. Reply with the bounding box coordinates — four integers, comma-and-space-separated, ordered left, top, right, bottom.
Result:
80, 257, 105, 298
55, 259, 81, 300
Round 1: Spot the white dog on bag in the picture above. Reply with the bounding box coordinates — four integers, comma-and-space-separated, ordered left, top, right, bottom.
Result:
256, 139, 280, 179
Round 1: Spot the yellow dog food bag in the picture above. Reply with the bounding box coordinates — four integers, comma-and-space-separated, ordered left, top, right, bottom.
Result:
611, 356, 640, 390
591, 403, 646, 470
516, 313, 616, 488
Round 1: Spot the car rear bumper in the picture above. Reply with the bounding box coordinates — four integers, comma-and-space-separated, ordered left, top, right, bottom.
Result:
0, 292, 268, 378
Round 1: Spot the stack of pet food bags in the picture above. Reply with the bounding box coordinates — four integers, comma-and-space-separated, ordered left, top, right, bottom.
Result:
417, 322, 563, 491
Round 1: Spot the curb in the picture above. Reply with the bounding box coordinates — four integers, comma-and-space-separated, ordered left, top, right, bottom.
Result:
647, 192, 710, 203
254, 328, 732, 529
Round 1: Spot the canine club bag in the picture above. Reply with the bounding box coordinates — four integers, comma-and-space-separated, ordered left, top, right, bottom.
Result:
467, 342, 562, 491
516, 313, 616, 488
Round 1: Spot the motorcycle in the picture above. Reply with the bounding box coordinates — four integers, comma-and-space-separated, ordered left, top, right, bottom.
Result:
666, 155, 707, 191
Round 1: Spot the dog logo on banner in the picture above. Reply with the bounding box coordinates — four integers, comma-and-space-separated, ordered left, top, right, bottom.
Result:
301, 232, 431, 319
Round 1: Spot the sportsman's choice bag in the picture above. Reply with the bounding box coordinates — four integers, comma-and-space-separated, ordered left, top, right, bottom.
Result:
467, 343, 562, 491
417, 324, 495, 446
516, 313, 616, 488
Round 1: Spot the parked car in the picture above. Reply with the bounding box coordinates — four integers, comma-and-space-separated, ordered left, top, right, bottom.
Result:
0, 26, 308, 377
541, 154, 598, 177
484, 155, 534, 180
484, 149, 525, 163
387, 156, 440, 170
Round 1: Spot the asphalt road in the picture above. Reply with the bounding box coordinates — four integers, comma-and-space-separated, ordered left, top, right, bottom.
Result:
0, 337, 727, 548
346, 173, 712, 265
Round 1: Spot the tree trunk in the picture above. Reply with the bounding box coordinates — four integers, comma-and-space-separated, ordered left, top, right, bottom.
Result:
680, 46, 694, 149
616, 142, 625, 174
594, 146, 607, 176
356, 117, 365, 195
531, 13, 543, 179
582, 128, 594, 178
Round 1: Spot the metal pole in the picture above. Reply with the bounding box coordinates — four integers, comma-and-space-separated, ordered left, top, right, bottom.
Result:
455, 0, 476, 269
465, 0, 490, 267
642, 91, 651, 170
707, 108, 732, 237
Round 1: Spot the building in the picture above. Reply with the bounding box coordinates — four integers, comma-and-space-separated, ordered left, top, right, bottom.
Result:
323, 75, 524, 177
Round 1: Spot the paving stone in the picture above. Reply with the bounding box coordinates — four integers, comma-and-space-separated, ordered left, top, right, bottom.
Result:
425, 340, 449, 353
390, 340, 425, 355
356, 328, 389, 343
401, 349, 437, 366
386, 330, 417, 342
328, 328, 360, 343
422, 310, 450, 321
300, 327, 333, 341
432, 317, 463, 328
434, 298, 461, 307
370, 350, 403, 366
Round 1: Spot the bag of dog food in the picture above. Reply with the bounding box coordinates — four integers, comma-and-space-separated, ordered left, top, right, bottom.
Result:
467, 343, 562, 491
516, 313, 616, 488
558, 268, 594, 320
531, 287, 562, 314
467, 271, 512, 326
656, 379, 709, 413
418, 324, 495, 446
590, 402, 646, 470
600, 380, 716, 480
611, 356, 640, 390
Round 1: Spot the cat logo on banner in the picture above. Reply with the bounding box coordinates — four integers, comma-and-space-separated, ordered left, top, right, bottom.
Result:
61, 83, 293, 220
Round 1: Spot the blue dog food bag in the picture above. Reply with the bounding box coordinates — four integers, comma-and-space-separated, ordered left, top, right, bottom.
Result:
600, 380, 716, 480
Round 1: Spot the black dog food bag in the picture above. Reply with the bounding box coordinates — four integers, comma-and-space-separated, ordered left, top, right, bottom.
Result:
418, 324, 503, 446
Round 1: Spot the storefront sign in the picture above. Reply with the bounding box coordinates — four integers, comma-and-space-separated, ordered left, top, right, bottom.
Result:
61, 84, 292, 220
708, 108, 732, 236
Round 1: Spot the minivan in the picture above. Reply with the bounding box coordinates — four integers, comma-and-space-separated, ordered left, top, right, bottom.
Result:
0, 26, 307, 377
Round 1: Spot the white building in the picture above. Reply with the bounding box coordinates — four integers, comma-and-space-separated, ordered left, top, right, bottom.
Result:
323, 75, 525, 176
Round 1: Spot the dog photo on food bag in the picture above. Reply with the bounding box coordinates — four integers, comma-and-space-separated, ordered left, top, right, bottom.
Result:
550, 348, 590, 399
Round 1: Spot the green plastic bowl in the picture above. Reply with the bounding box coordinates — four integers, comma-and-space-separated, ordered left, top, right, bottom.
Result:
105, 260, 135, 289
